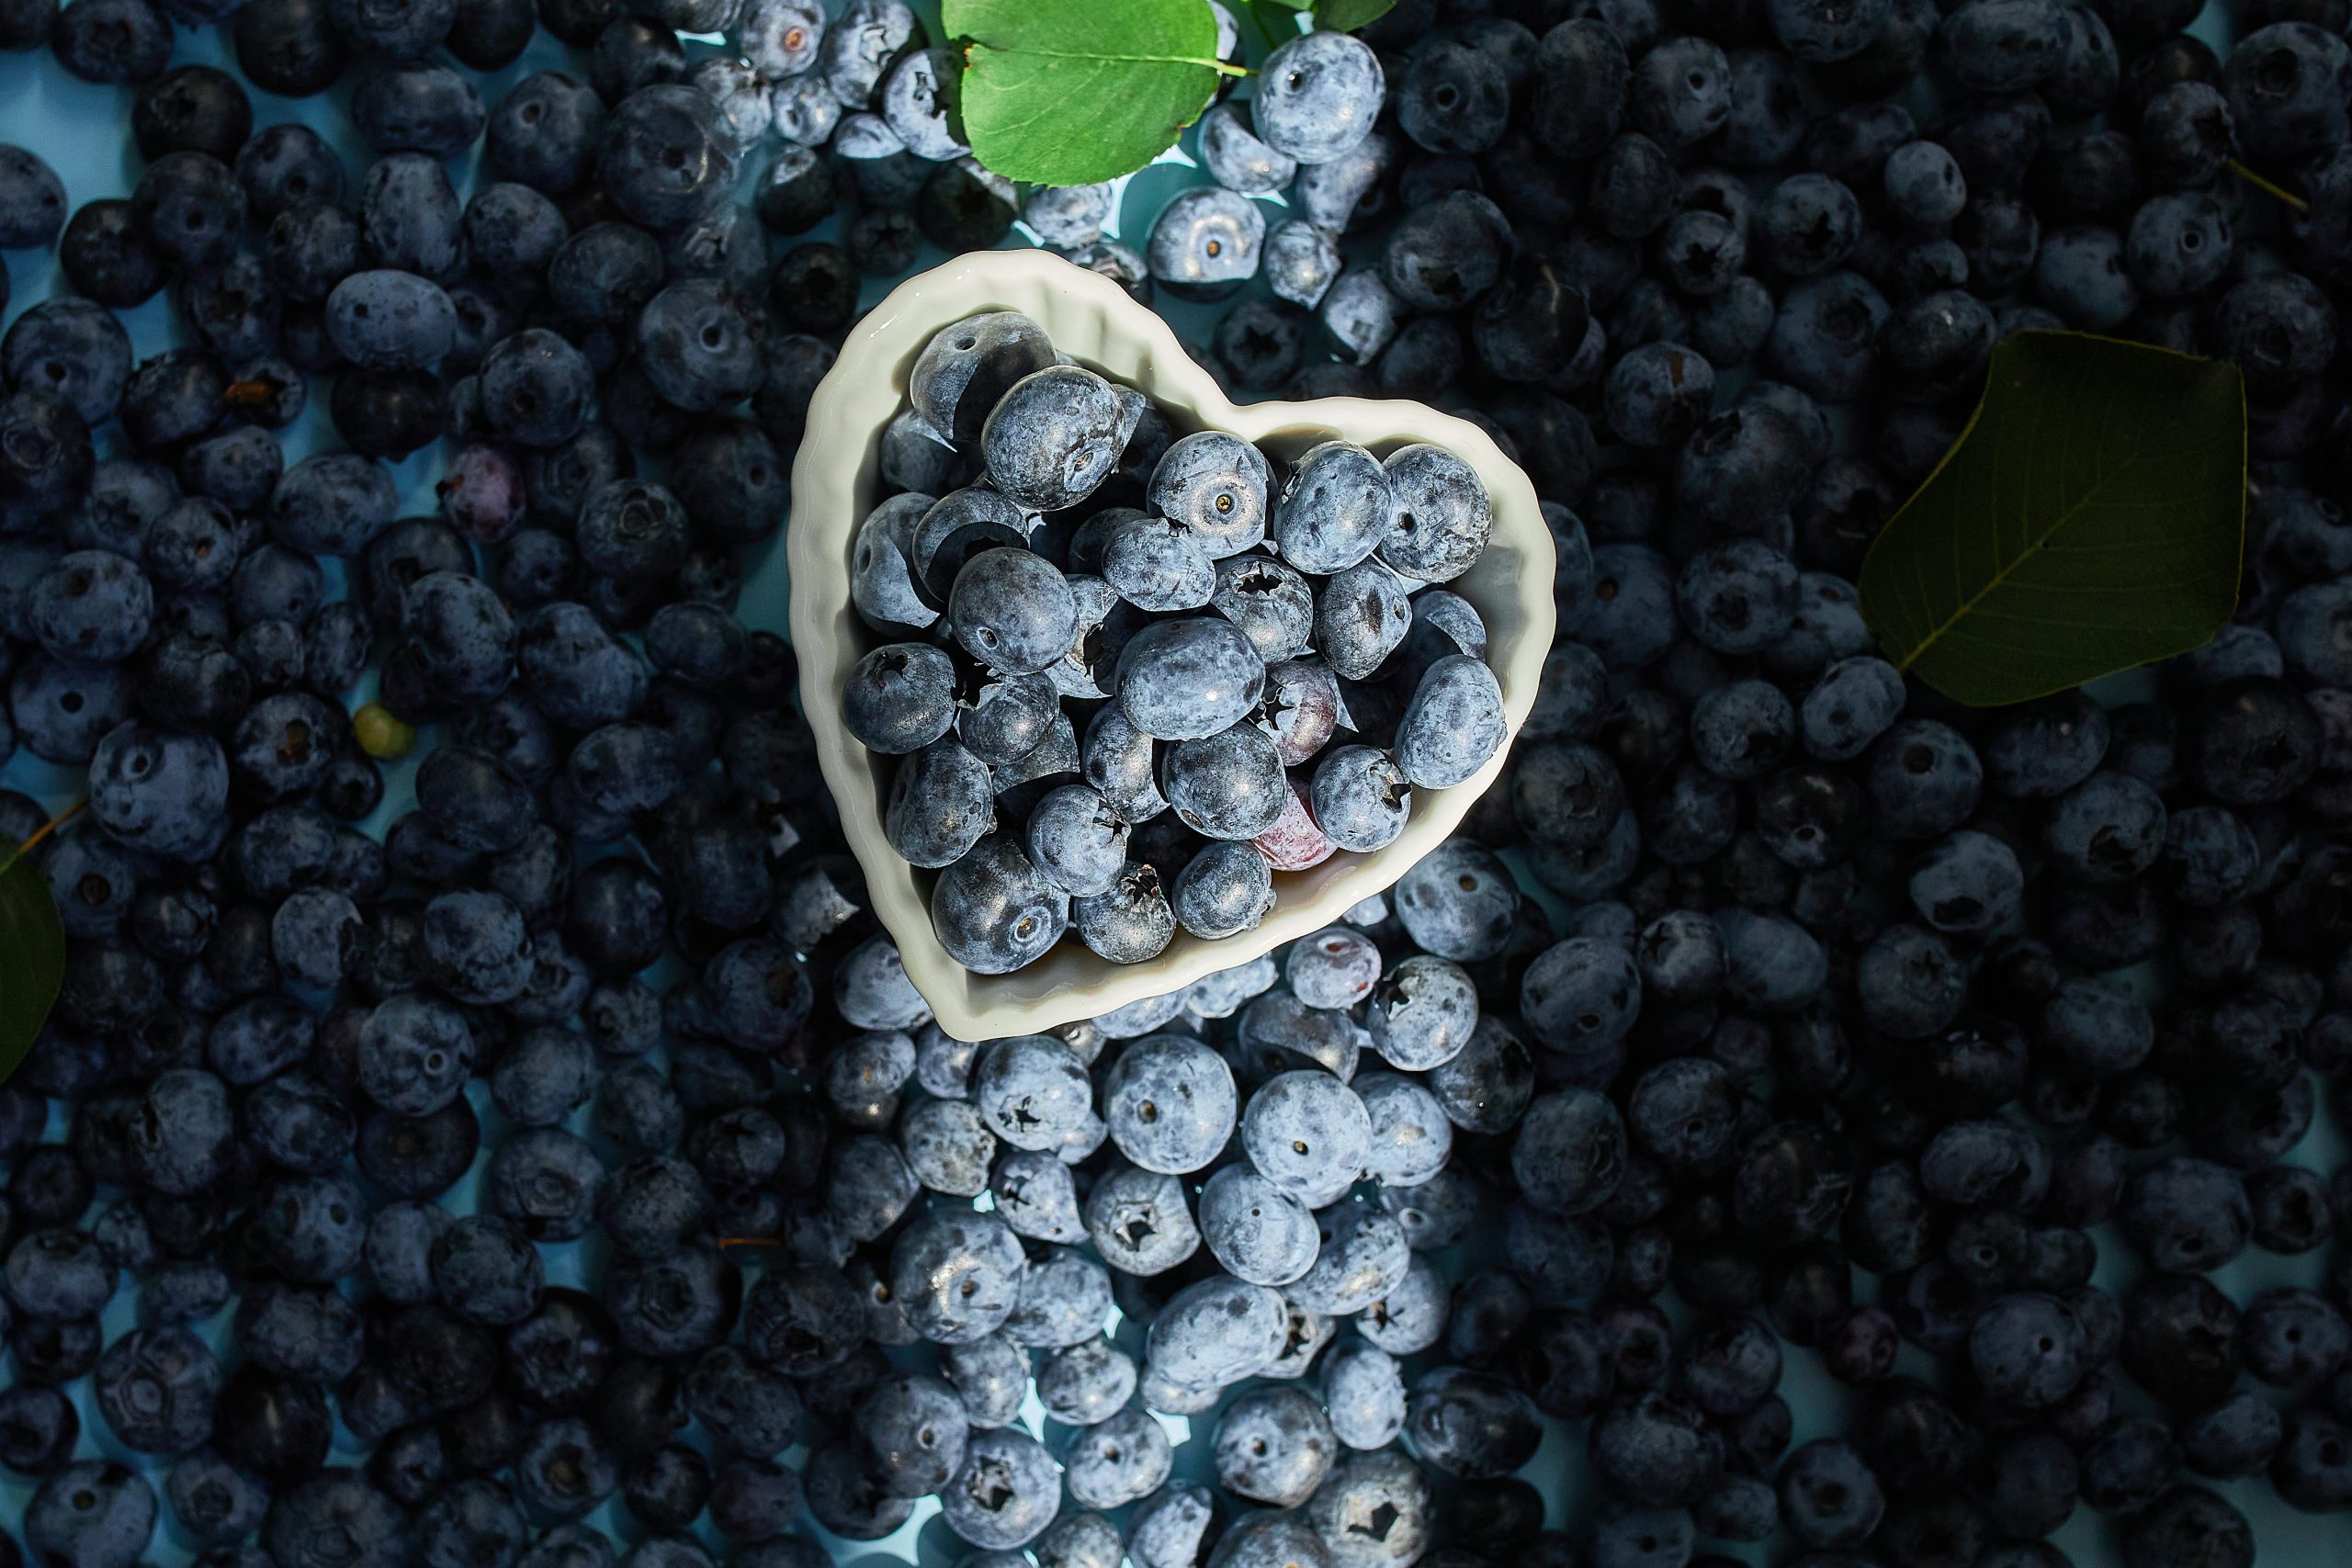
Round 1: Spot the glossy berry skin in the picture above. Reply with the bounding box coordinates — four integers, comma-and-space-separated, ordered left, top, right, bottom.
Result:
1025, 784, 1128, 897
948, 547, 1080, 677
983, 367, 1135, 513
1395, 656, 1508, 789
842, 642, 956, 755
910, 310, 1055, 448
1102, 1033, 1237, 1174
1171, 840, 1276, 941
1275, 441, 1392, 575
1116, 616, 1266, 740
1148, 186, 1266, 298
1072, 862, 1178, 964
1150, 431, 1271, 558
1165, 724, 1287, 841
932, 836, 1069, 975
1252, 32, 1385, 165
1379, 444, 1494, 583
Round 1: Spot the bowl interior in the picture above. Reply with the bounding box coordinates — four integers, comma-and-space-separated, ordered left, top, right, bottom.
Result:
791, 254, 1555, 1040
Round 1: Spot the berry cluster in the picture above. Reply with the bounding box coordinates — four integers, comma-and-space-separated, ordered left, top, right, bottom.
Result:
0, 0, 2346, 1566
846, 309, 1506, 974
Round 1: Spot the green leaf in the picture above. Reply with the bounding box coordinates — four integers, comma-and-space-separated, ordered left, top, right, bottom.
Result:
0, 828, 65, 1086
1859, 331, 2246, 707
1259, 0, 1309, 9
1316, 0, 1397, 28
946, 0, 1231, 186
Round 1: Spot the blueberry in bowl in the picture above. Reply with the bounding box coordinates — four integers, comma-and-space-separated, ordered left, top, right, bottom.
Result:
788, 251, 1555, 1041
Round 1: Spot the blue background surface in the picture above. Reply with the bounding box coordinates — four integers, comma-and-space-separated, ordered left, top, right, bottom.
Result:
1, 3, 2343, 1564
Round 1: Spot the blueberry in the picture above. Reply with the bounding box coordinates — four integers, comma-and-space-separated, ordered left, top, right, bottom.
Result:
1210, 563, 1316, 673
28, 1461, 158, 1568
1148, 1273, 1288, 1391
947, 671, 1053, 773
87, 721, 230, 860
1064, 1405, 1173, 1508
2222, 21, 2352, 160
1394, 655, 1508, 790
948, 548, 1080, 675
1025, 784, 1129, 897
940, 1426, 1062, 1550
984, 366, 1138, 513
1266, 218, 1342, 310
886, 739, 996, 868
738, 0, 824, 77
1238, 1068, 1368, 1205
1865, 719, 1984, 839
1148, 186, 1266, 298
1962, 1292, 2088, 1412
1117, 615, 1266, 740
851, 493, 944, 637
1779, 1438, 1884, 1548
1164, 723, 1287, 841
880, 46, 965, 161
263, 1472, 409, 1568
2119, 1156, 2251, 1272
596, 85, 737, 231
1171, 840, 1275, 940
1252, 31, 1385, 165
1072, 862, 1179, 964
1201, 101, 1297, 196
1024, 182, 1116, 249
852, 1372, 968, 1498
1151, 431, 1272, 558
1068, 239, 1155, 302
911, 313, 1057, 448
4, 299, 131, 428
633, 279, 763, 412
1102, 513, 1216, 612
843, 642, 957, 755
1308, 1447, 1436, 1568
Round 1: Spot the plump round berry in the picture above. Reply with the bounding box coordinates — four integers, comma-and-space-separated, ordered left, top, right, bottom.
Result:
1274, 440, 1393, 575
886, 739, 995, 868
982, 366, 1135, 513
1117, 616, 1266, 740
1147, 186, 1266, 296
931, 835, 1069, 975
1025, 784, 1129, 898
1073, 863, 1178, 964
1165, 724, 1288, 840
1150, 431, 1272, 558
1102, 1034, 1238, 1174
842, 641, 957, 755
948, 547, 1080, 675
1394, 655, 1507, 789
1171, 840, 1276, 940
1252, 31, 1385, 165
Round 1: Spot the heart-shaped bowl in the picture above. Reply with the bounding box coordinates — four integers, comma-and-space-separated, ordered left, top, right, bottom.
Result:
789, 250, 1555, 1042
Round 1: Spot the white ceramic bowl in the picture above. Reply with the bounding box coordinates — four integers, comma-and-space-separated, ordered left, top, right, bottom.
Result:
789, 250, 1556, 1042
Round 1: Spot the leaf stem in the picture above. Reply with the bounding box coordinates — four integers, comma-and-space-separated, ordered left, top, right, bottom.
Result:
2230, 159, 2311, 215
716, 1235, 781, 1249
1208, 60, 1251, 77
0, 799, 85, 877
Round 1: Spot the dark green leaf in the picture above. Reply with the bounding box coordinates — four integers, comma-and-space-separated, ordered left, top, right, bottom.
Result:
0, 831, 64, 1085
1259, 0, 1309, 9
1858, 331, 2246, 707
946, 0, 1232, 186
1317, 0, 1397, 28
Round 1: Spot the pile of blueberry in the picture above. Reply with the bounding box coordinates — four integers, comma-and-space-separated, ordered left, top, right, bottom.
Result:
844, 309, 1507, 974
0, 0, 2350, 1565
